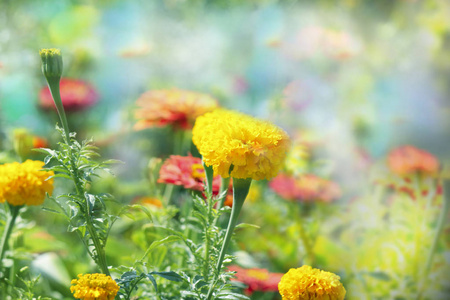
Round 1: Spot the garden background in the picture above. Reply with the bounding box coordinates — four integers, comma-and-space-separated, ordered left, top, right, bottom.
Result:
0, 0, 449, 299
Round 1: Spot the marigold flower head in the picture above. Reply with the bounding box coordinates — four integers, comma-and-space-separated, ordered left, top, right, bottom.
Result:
278, 265, 346, 300
134, 89, 218, 130
229, 265, 283, 295
192, 109, 290, 180
70, 273, 119, 300
270, 173, 341, 203
0, 160, 54, 206
39, 78, 99, 112
388, 145, 439, 176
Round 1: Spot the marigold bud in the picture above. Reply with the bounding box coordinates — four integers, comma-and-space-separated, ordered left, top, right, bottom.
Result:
39, 48, 63, 81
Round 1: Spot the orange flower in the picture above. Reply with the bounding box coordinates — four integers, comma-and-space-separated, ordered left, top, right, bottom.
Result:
133, 196, 163, 208
39, 78, 99, 112
269, 173, 341, 203
158, 155, 224, 194
134, 89, 218, 130
228, 265, 283, 295
388, 145, 439, 176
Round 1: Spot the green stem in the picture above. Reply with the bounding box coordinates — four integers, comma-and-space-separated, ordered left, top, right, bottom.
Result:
86, 218, 110, 276
202, 162, 214, 281
417, 180, 450, 299
46, 78, 70, 142
47, 75, 110, 276
0, 204, 22, 271
298, 217, 314, 266
216, 177, 231, 212
205, 178, 251, 300
212, 177, 231, 227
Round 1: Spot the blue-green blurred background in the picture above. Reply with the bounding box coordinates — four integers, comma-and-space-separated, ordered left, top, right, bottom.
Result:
0, 0, 449, 175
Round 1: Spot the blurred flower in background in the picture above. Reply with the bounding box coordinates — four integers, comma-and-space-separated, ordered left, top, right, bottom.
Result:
270, 173, 341, 203
388, 145, 439, 177
13, 128, 48, 160
134, 89, 218, 130
38, 78, 99, 112
228, 265, 283, 295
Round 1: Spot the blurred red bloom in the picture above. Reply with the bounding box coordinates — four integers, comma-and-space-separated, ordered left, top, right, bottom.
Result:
134, 89, 218, 130
32, 136, 48, 149
158, 155, 223, 194
269, 173, 341, 203
39, 78, 99, 112
228, 265, 283, 295
388, 145, 439, 176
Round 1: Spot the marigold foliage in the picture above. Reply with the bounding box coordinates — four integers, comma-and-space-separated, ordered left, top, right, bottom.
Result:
278, 265, 346, 300
192, 109, 290, 180
70, 273, 119, 300
0, 160, 54, 206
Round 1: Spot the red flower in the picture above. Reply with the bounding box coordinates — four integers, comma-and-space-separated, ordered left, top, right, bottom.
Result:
158, 155, 223, 194
134, 89, 218, 130
228, 265, 283, 295
39, 78, 99, 112
269, 173, 341, 203
388, 145, 439, 176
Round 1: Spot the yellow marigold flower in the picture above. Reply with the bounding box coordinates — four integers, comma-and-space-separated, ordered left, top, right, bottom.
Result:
0, 160, 54, 206
192, 109, 290, 180
278, 265, 346, 300
70, 273, 119, 300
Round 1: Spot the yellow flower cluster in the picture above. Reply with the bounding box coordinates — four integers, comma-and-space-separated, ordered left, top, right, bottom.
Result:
278, 265, 346, 300
0, 160, 54, 206
70, 273, 119, 300
192, 109, 290, 180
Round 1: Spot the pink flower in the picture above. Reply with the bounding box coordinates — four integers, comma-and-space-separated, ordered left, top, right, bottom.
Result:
269, 173, 341, 203
158, 155, 224, 194
228, 265, 283, 295
39, 78, 99, 112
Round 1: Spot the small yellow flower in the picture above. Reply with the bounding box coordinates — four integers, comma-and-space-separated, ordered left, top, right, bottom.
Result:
278, 265, 346, 300
0, 160, 54, 206
192, 109, 290, 180
70, 273, 119, 300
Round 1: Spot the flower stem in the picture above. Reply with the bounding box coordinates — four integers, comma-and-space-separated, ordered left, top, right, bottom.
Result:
203, 162, 214, 281
46, 78, 70, 142
216, 177, 231, 213
0, 204, 22, 271
205, 178, 251, 300
417, 179, 450, 299
44, 59, 110, 276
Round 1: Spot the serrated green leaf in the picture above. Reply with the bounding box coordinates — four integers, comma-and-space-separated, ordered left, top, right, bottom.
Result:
151, 271, 183, 282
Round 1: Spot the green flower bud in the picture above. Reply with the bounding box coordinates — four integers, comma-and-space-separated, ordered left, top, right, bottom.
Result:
39, 48, 63, 81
